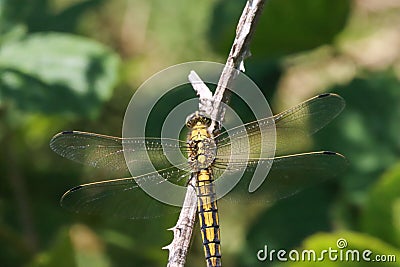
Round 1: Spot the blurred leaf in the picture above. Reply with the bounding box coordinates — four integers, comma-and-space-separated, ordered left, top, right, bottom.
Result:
29, 225, 112, 267
145, 0, 215, 60
287, 231, 400, 267
69, 224, 111, 267
29, 228, 76, 267
239, 184, 336, 266
209, 0, 350, 58
0, 24, 27, 45
312, 72, 400, 230
43, 0, 105, 33
362, 162, 400, 247
0, 33, 120, 118
312, 72, 400, 192
0, 0, 27, 43
0, 0, 104, 33
333, 73, 399, 188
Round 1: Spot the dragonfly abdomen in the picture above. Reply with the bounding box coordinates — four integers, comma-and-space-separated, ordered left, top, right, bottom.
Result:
196, 169, 221, 267
186, 112, 221, 266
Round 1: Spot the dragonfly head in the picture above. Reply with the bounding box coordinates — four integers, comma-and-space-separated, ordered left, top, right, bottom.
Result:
186, 111, 212, 129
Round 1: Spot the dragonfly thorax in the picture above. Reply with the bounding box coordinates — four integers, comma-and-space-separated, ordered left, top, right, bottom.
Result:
188, 138, 216, 171
187, 112, 216, 171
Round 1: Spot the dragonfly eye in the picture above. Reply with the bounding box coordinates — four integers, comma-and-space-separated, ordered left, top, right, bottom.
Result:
186, 112, 212, 128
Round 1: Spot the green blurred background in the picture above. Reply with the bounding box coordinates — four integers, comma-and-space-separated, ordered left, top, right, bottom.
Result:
1, 0, 400, 266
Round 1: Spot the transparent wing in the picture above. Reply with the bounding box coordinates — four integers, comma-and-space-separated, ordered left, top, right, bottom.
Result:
51, 94, 345, 218
50, 131, 188, 176
213, 151, 347, 203
61, 164, 191, 219
215, 93, 345, 158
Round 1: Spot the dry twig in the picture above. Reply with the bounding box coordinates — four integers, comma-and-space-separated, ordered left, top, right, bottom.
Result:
164, 1, 268, 266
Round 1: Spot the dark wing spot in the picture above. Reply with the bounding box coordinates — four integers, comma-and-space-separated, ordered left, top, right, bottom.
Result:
318, 93, 331, 98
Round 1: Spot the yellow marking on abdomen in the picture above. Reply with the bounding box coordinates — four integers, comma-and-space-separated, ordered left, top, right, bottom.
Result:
196, 169, 221, 267
187, 118, 220, 266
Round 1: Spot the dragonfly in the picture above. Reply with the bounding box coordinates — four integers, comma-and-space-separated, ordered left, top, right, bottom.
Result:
50, 93, 346, 267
